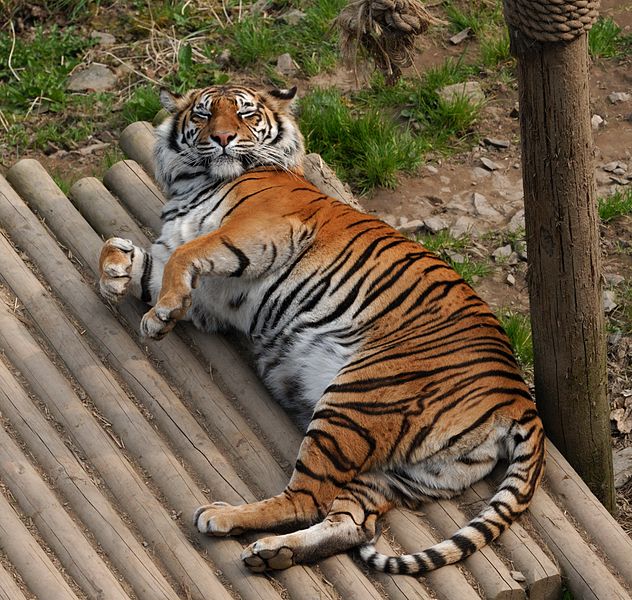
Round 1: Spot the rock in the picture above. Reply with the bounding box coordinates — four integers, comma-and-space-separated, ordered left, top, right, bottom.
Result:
90, 31, 116, 46
507, 252, 520, 265
282, 8, 306, 25
611, 408, 632, 436
439, 175, 450, 185
381, 214, 398, 227
472, 192, 503, 222
480, 157, 500, 171
483, 137, 510, 149
449, 28, 471, 45
591, 114, 604, 130
605, 273, 625, 286
510, 570, 526, 583
614, 447, 632, 488
444, 250, 465, 263
492, 244, 512, 260
450, 215, 477, 238
217, 48, 231, 66
276, 53, 297, 76
67, 64, 117, 91
508, 208, 525, 233
603, 161, 627, 175
438, 81, 485, 105
303, 153, 359, 208
608, 92, 631, 104
506, 273, 516, 286
514, 239, 528, 260
603, 289, 618, 313
425, 164, 439, 175
471, 166, 491, 179
423, 215, 449, 234
397, 219, 425, 235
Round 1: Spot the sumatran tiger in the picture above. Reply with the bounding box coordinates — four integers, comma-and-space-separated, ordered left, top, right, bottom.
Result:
99, 84, 544, 575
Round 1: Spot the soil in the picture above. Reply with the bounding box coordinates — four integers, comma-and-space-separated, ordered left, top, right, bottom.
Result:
2, 0, 632, 530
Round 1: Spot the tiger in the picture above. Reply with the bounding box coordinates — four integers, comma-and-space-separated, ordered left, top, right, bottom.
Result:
99, 84, 545, 575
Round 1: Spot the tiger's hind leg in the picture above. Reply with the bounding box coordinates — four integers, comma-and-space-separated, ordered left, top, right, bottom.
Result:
240, 473, 396, 572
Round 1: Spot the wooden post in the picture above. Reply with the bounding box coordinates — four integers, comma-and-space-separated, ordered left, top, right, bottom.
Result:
509, 27, 615, 509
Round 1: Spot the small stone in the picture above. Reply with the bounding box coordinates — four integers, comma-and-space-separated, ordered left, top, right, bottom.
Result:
217, 48, 231, 66
276, 53, 296, 76
281, 8, 306, 25
449, 28, 471, 45
506, 273, 516, 286
508, 209, 525, 233
472, 192, 503, 222
610, 176, 630, 185
67, 64, 117, 91
611, 408, 632, 436
381, 214, 398, 227
472, 166, 491, 179
438, 81, 485, 105
510, 570, 526, 583
603, 289, 617, 313
444, 250, 465, 264
397, 219, 425, 234
608, 92, 631, 104
605, 273, 625, 286
480, 157, 500, 171
439, 175, 450, 185
603, 161, 628, 174
90, 31, 116, 46
614, 447, 632, 488
492, 244, 512, 260
514, 239, 528, 260
483, 137, 511, 149
425, 164, 439, 175
507, 252, 520, 265
591, 114, 604, 130
450, 215, 477, 238
423, 215, 449, 234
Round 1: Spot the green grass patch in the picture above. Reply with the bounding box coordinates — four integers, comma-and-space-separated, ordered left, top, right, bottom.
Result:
479, 28, 512, 67
497, 310, 534, 370
445, 0, 503, 35
122, 85, 163, 124
299, 88, 426, 193
589, 17, 632, 58
598, 188, 632, 222
0, 26, 93, 113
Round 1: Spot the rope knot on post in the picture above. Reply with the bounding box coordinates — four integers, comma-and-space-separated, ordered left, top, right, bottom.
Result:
335, 0, 442, 84
503, 0, 600, 42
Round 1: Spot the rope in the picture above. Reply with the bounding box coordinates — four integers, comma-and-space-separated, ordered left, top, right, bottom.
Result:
503, 0, 600, 42
335, 0, 442, 84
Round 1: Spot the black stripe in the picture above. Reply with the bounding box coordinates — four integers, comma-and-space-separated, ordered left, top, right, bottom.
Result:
222, 239, 250, 277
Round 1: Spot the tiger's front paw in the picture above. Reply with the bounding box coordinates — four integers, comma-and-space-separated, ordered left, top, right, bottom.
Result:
193, 502, 245, 537
140, 292, 191, 340
99, 237, 134, 302
241, 537, 295, 572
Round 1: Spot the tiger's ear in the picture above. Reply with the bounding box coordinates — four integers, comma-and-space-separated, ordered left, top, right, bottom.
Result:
159, 89, 181, 113
265, 86, 297, 111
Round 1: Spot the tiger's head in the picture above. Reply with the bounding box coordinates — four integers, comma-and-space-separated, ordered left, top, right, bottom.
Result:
154, 85, 305, 195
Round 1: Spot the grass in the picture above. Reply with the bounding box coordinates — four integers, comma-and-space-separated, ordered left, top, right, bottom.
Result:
122, 85, 163, 125
0, 26, 93, 113
299, 88, 427, 193
599, 188, 632, 223
497, 310, 534, 370
589, 16, 632, 58
607, 281, 632, 335
444, 0, 504, 36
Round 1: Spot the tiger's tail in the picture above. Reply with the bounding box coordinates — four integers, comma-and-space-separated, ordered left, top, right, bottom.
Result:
359, 409, 545, 575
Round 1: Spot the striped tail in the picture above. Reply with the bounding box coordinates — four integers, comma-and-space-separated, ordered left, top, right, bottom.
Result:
359, 411, 545, 575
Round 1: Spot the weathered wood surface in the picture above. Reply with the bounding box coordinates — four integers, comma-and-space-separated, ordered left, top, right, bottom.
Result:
0, 122, 629, 599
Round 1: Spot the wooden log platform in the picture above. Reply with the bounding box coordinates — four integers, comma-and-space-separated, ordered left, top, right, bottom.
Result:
0, 120, 630, 600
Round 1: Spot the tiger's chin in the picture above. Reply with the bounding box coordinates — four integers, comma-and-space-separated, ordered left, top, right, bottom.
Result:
206, 156, 245, 182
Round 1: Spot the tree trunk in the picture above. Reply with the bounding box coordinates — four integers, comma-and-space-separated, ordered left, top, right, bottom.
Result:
510, 29, 615, 511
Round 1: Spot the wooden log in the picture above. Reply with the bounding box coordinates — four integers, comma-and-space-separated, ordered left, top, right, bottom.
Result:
422, 501, 526, 600
71, 177, 150, 245
103, 160, 164, 233
70, 174, 478, 600
1, 173, 370, 600
9, 160, 290, 498
0, 491, 80, 600
386, 510, 481, 600
119, 121, 156, 176
462, 483, 561, 600
0, 182, 284, 600
511, 26, 614, 509
0, 561, 29, 600
0, 358, 181, 600
0, 298, 236, 600
544, 444, 632, 587
0, 421, 132, 600
527, 488, 630, 600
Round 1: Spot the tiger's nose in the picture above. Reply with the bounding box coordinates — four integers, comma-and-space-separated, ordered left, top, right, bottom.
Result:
211, 132, 236, 147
